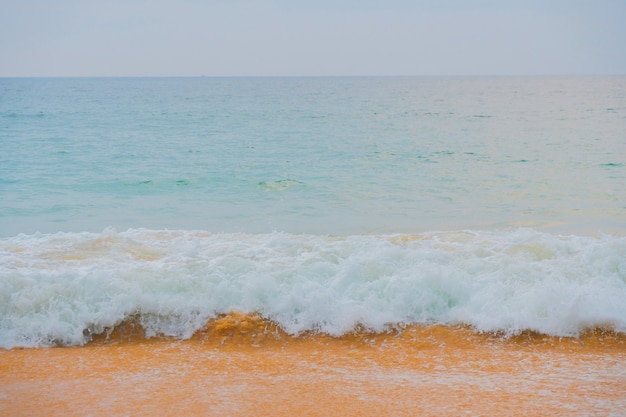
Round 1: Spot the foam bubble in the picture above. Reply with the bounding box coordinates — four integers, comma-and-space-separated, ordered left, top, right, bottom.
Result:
1, 228, 625, 347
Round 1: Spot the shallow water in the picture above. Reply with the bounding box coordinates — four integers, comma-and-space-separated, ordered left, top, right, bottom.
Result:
2, 319, 625, 417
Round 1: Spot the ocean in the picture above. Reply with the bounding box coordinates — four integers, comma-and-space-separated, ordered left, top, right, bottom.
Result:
1, 76, 625, 348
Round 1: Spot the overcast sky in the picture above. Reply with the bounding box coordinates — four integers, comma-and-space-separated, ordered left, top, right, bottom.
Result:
1, 0, 625, 77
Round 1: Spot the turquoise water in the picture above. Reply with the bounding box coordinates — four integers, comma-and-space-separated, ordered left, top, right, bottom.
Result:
2, 76, 625, 236
1, 77, 625, 347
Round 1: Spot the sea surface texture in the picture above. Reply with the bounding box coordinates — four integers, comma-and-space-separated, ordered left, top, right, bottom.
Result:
1, 76, 625, 348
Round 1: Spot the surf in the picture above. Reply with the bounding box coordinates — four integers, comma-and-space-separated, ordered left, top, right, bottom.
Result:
2, 228, 625, 348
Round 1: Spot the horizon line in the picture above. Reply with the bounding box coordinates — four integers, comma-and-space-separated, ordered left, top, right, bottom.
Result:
1, 73, 625, 79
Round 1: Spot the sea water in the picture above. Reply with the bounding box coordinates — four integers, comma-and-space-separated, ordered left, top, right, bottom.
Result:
1, 76, 625, 348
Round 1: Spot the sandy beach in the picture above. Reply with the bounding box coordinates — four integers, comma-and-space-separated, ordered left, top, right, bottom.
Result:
2, 314, 625, 416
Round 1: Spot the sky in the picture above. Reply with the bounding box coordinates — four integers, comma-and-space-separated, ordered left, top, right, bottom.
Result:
1, 0, 625, 77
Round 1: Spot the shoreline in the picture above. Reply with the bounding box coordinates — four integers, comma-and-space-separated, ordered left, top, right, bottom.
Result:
2, 323, 625, 416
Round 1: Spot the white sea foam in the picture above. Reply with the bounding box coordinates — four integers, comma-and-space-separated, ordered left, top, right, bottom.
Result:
1, 228, 625, 348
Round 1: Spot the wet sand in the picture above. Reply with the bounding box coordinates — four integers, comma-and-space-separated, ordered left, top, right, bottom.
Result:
1, 315, 625, 416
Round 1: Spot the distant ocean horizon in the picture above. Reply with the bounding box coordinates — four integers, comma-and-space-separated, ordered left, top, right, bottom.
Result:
1, 76, 625, 347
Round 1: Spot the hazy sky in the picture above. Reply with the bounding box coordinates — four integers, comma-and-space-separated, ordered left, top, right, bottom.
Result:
1, 0, 625, 77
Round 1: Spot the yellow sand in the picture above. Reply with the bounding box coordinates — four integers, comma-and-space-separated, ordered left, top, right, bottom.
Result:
1, 313, 625, 416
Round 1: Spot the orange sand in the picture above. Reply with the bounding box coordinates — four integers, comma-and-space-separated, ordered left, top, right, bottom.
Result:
1, 313, 625, 416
